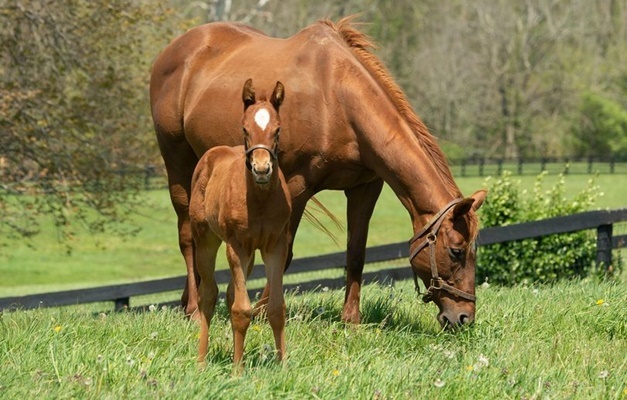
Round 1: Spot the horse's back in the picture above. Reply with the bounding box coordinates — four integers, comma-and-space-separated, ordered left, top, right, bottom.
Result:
150, 20, 352, 158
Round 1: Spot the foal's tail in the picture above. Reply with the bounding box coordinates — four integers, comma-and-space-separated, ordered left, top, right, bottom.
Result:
303, 196, 343, 246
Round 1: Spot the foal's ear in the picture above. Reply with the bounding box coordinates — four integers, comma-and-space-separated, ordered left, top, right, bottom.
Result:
271, 81, 285, 110
242, 78, 256, 109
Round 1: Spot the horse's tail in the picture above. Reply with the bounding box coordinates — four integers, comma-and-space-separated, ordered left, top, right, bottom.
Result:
302, 196, 343, 246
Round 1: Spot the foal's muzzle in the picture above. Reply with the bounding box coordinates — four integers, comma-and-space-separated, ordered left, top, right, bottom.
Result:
245, 144, 277, 184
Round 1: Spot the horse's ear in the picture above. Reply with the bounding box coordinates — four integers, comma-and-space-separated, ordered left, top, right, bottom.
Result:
469, 189, 487, 211
242, 78, 256, 109
271, 81, 285, 110
452, 189, 488, 219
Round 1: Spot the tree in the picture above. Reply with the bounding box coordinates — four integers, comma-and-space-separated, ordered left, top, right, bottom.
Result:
0, 0, 190, 250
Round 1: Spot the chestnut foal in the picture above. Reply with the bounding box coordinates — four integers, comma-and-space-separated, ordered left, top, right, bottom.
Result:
189, 79, 290, 368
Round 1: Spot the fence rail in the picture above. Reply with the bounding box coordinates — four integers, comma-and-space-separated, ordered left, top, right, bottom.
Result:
1, 208, 626, 312
449, 155, 627, 177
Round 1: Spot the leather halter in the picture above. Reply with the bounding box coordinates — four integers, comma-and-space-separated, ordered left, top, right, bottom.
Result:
408, 198, 477, 304
244, 143, 278, 172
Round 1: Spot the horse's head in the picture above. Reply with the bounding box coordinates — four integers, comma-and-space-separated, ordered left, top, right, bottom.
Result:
409, 190, 487, 330
241, 78, 284, 184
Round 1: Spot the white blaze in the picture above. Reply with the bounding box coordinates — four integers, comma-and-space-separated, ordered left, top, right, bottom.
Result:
254, 108, 270, 130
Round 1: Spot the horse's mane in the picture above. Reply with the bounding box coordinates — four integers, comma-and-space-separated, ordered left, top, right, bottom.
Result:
321, 16, 463, 200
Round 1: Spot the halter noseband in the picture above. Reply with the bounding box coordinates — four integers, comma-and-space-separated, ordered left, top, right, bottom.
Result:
408, 198, 476, 304
244, 143, 278, 171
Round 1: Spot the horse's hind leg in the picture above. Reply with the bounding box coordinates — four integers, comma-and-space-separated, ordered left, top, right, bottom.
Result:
225, 243, 253, 369
195, 232, 221, 364
342, 179, 384, 324
261, 239, 288, 361
156, 135, 200, 318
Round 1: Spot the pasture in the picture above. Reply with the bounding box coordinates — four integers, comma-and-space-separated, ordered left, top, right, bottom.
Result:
1, 172, 627, 398
1, 279, 626, 398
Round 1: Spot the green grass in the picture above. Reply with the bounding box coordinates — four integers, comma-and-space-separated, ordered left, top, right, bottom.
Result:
1, 278, 625, 399
1, 173, 626, 296
1, 171, 627, 398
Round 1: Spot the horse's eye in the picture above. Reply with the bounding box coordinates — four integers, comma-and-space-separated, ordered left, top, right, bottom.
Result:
448, 248, 464, 260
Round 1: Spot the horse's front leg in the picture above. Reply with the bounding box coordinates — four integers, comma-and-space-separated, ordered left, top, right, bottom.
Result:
225, 243, 253, 370
342, 179, 384, 324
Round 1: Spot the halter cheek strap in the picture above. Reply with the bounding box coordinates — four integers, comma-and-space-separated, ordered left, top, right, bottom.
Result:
408, 199, 476, 303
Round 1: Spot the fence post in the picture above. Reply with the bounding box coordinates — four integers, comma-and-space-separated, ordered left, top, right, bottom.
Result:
497, 159, 503, 176
596, 224, 613, 276
115, 297, 130, 312
479, 158, 484, 177
461, 159, 466, 177
588, 156, 593, 174
517, 158, 523, 175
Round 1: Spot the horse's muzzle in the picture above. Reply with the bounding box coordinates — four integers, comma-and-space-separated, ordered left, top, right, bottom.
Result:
438, 309, 474, 330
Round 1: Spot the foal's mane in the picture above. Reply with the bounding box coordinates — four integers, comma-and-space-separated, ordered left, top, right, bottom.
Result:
321, 16, 463, 200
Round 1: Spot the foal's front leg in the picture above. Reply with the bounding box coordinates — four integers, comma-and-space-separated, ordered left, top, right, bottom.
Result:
261, 238, 288, 362
226, 243, 253, 369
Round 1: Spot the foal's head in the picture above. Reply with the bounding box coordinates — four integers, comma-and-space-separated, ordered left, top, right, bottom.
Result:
241, 79, 285, 184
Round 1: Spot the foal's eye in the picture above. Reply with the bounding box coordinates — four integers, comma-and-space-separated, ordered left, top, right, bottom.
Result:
448, 248, 464, 261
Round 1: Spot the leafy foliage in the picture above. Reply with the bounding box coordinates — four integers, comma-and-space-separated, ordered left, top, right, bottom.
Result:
570, 92, 627, 158
0, 1, 190, 251
477, 171, 603, 285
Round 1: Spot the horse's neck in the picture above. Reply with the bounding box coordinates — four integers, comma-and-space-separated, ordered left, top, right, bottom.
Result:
346, 86, 459, 229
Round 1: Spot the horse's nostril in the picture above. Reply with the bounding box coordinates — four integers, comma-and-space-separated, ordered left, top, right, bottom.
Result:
459, 313, 469, 325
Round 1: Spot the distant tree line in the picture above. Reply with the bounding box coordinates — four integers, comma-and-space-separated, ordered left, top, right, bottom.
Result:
1, 0, 625, 244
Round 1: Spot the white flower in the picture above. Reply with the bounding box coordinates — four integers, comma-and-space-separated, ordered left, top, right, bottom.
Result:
434, 379, 445, 388
598, 370, 610, 379
477, 354, 490, 368
148, 304, 157, 312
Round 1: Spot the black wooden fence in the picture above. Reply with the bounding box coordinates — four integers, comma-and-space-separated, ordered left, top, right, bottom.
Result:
1, 208, 626, 312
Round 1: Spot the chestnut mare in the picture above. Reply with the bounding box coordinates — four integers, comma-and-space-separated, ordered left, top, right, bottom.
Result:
150, 16, 487, 330
190, 79, 290, 366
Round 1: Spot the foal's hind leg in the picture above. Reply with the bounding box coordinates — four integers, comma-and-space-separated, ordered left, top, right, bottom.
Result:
195, 232, 221, 364
225, 243, 253, 368
261, 238, 288, 361
342, 179, 384, 324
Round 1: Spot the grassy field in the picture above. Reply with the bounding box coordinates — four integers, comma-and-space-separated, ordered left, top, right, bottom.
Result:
1, 171, 627, 399
1, 279, 625, 399
1, 172, 626, 296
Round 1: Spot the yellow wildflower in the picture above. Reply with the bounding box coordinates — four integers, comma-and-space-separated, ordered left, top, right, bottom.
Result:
53, 325, 62, 333
596, 299, 604, 306
332, 369, 340, 377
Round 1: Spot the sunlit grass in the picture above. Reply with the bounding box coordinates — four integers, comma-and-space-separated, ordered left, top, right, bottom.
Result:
1, 278, 625, 399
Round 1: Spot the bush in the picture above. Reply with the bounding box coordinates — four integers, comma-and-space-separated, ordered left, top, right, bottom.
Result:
477, 171, 602, 286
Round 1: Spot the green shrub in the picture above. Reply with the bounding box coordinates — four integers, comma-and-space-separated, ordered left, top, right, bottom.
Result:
477, 171, 602, 286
